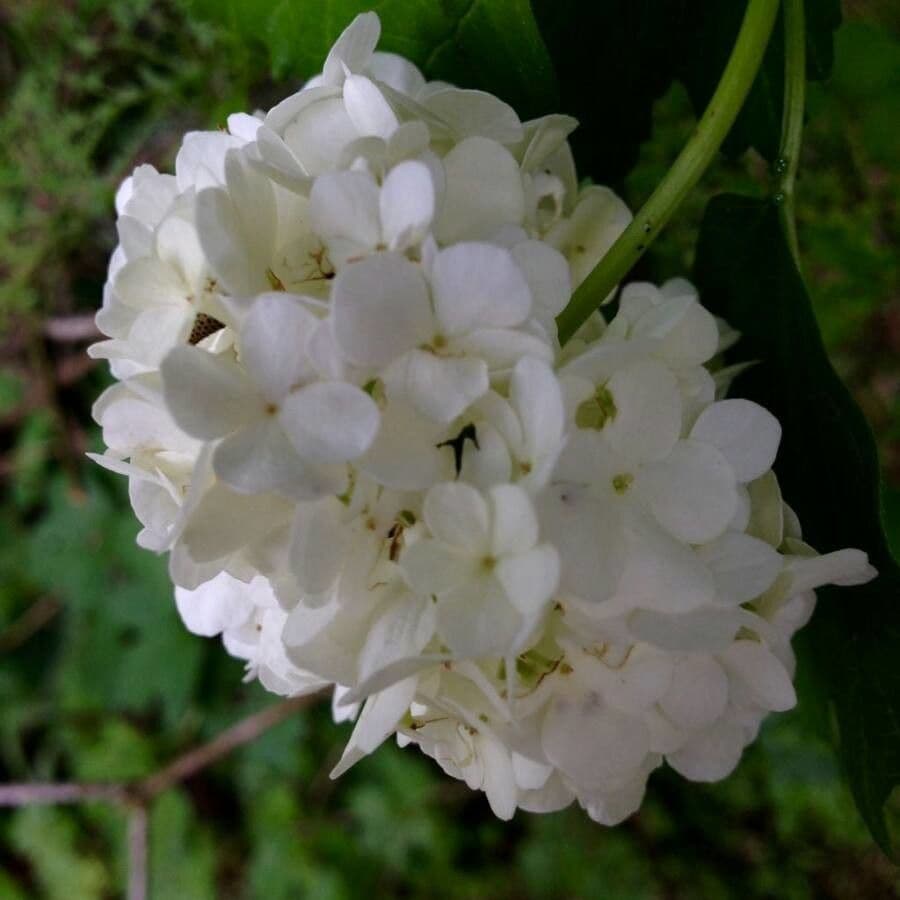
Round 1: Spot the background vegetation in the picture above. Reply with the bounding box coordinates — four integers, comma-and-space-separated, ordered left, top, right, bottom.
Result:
0, 0, 897, 896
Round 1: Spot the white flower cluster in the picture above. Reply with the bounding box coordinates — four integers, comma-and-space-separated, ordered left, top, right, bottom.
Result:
90, 13, 876, 824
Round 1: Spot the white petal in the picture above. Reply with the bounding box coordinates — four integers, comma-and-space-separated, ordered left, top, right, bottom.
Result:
357, 593, 436, 683
282, 596, 366, 686
541, 699, 650, 791
289, 498, 348, 594
424, 88, 523, 144
282, 96, 360, 177
545, 186, 631, 288
512, 753, 554, 791
254, 124, 312, 190
488, 484, 538, 555
511, 240, 571, 324
227, 112, 262, 141
224, 151, 279, 288
457, 421, 513, 489
113, 257, 188, 309
239, 293, 318, 401
279, 381, 379, 463
402, 539, 469, 596
581, 771, 650, 826
384, 349, 488, 424
331, 253, 433, 367
454, 328, 553, 371
667, 722, 746, 782
518, 774, 574, 815
368, 51, 426, 95
628, 608, 742, 653
424, 482, 490, 553
180, 483, 293, 564
380, 160, 435, 250
213, 419, 311, 495
309, 170, 381, 250
175, 572, 255, 637
435, 137, 525, 244
698, 532, 782, 605
604, 360, 682, 463
322, 11, 381, 83
639, 440, 738, 544
330, 677, 417, 778
479, 736, 518, 820
642, 290, 720, 368
386, 120, 432, 162
659, 656, 729, 730
603, 645, 674, 711
516, 114, 579, 172
343, 74, 399, 139
691, 399, 782, 483
359, 399, 449, 489
617, 517, 715, 613
195, 185, 269, 297
155, 215, 208, 288
160, 346, 259, 440
537, 489, 625, 605
437, 579, 522, 657
431, 242, 532, 335
509, 357, 565, 461
175, 131, 241, 190
786, 548, 876, 593
342, 655, 448, 705
495, 544, 559, 619
746, 471, 785, 547
721, 640, 796, 711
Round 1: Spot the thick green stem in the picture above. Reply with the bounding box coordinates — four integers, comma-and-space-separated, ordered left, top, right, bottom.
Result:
556, 0, 781, 345
776, 0, 805, 266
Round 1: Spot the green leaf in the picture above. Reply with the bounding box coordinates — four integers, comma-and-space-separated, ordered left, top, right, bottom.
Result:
693, 193, 900, 856
532, 0, 686, 184
423, 0, 559, 120
26, 476, 204, 723
9, 807, 109, 900
805, 0, 842, 81
150, 792, 217, 900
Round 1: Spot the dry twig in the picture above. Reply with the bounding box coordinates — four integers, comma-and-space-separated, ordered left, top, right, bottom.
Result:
0, 690, 326, 899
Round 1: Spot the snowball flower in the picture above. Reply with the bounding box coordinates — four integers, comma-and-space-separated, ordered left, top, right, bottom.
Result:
89, 8, 877, 832
331, 241, 550, 423
309, 159, 436, 267
402, 482, 559, 657
161, 292, 379, 499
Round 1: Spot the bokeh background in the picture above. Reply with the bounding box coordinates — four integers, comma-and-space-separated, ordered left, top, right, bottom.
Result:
0, 1, 898, 897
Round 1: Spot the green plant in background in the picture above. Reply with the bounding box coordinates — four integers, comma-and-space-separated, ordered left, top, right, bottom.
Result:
0, 0, 898, 897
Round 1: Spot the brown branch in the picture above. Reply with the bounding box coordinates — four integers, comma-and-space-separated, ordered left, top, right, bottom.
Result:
0, 782, 126, 806
136, 692, 321, 800
0, 692, 325, 809
0, 691, 326, 895
127, 805, 148, 900
0, 596, 61, 655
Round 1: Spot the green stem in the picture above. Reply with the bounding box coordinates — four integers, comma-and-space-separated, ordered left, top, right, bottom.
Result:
776, 0, 805, 266
556, 0, 781, 345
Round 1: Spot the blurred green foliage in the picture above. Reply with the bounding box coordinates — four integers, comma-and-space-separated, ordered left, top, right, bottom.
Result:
0, 0, 898, 896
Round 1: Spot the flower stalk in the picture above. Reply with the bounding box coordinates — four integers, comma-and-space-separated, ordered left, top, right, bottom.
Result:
776, 0, 806, 266
556, 0, 782, 344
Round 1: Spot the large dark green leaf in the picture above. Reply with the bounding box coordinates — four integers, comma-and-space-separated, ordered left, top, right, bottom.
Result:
693, 193, 900, 856
532, 0, 689, 184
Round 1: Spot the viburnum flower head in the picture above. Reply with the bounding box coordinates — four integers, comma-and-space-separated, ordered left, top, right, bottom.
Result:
90, 10, 877, 827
